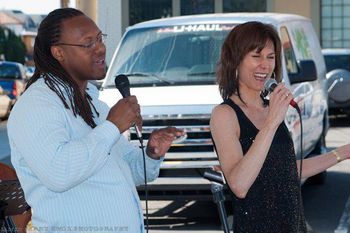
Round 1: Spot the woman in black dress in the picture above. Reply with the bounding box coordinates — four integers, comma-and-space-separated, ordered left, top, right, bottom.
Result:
210, 21, 350, 233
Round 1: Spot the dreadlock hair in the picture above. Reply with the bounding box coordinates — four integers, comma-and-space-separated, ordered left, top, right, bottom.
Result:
26, 8, 99, 128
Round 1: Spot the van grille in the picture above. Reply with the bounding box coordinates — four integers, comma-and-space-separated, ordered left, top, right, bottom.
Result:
130, 114, 220, 199
129, 116, 215, 153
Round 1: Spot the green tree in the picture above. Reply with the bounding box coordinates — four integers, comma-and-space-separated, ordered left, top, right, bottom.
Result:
0, 27, 26, 64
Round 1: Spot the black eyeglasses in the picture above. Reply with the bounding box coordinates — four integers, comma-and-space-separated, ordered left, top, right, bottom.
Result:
54, 33, 107, 49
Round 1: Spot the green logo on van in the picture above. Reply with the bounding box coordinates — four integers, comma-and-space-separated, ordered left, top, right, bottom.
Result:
293, 28, 312, 59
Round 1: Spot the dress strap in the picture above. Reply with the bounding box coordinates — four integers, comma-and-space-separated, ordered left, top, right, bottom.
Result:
221, 98, 259, 132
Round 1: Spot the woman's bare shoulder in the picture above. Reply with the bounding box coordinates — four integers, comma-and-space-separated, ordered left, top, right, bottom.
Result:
211, 103, 237, 121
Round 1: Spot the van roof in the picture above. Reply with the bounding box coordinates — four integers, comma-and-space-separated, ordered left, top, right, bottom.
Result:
128, 13, 309, 30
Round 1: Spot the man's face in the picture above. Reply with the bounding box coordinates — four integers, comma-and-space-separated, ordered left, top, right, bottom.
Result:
52, 15, 106, 87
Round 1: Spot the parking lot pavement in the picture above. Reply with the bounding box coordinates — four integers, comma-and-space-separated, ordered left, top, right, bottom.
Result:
302, 159, 350, 233
318, 117, 350, 233
334, 193, 350, 233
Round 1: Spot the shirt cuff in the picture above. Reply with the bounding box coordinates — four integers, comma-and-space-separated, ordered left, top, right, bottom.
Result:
145, 153, 164, 167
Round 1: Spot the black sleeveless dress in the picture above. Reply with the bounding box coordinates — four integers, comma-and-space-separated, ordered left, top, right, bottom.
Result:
221, 99, 307, 233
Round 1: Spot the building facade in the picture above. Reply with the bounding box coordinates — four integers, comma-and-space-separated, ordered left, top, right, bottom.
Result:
76, 0, 344, 65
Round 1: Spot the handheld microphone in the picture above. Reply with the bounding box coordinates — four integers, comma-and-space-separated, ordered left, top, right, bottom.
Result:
114, 74, 143, 143
115, 75, 149, 232
264, 79, 299, 110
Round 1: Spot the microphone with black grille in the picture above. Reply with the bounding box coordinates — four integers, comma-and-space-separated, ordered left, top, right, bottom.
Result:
114, 74, 143, 144
264, 79, 300, 112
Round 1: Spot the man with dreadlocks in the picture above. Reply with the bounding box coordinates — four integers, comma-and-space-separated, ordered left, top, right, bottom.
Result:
7, 8, 184, 233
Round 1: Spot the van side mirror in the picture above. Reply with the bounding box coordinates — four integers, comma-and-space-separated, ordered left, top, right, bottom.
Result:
289, 60, 317, 84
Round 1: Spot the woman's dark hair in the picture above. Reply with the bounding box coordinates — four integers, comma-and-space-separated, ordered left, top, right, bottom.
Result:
217, 21, 282, 102
26, 8, 99, 128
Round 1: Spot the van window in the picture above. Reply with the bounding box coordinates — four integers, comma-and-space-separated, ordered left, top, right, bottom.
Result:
280, 27, 298, 74
105, 24, 234, 87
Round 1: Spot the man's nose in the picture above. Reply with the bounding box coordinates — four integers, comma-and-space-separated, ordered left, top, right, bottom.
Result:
94, 41, 106, 55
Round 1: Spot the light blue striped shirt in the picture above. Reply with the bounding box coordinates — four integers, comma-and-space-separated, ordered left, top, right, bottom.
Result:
7, 77, 162, 233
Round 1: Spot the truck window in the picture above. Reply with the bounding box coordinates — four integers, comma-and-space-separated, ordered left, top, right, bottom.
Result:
324, 54, 350, 72
280, 27, 298, 74
105, 24, 234, 87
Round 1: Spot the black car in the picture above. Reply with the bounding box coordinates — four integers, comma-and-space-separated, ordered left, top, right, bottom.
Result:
322, 48, 350, 116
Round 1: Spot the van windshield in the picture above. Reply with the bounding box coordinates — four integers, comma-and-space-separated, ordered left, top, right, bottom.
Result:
105, 24, 234, 87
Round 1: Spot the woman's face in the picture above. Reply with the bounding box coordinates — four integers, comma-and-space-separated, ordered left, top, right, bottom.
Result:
237, 40, 275, 92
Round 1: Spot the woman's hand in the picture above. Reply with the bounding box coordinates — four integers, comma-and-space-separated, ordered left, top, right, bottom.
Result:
265, 83, 294, 128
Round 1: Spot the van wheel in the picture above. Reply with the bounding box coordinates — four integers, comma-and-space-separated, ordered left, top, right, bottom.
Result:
307, 121, 327, 185
312, 129, 327, 154
306, 171, 327, 185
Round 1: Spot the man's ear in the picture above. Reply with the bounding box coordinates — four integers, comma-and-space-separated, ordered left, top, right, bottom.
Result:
50, 46, 64, 62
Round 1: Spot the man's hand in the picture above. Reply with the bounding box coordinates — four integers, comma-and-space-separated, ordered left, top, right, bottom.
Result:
146, 127, 186, 159
106, 96, 142, 133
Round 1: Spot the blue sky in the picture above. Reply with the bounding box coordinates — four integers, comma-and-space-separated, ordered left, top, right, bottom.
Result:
0, 0, 75, 14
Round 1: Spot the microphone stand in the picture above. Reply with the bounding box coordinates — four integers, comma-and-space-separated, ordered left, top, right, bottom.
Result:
203, 170, 230, 233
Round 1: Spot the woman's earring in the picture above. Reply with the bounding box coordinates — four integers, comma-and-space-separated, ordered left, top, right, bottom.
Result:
235, 69, 238, 79
271, 72, 276, 79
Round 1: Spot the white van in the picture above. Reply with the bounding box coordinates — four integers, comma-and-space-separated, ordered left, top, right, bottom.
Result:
100, 13, 329, 200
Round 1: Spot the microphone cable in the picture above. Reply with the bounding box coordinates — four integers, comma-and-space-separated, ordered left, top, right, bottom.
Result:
294, 104, 303, 183
136, 133, 149, 233
294, 104, 303, 232
115, 74, 149, 232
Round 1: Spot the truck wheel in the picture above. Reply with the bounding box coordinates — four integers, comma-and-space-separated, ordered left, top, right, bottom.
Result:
313, 130, 327, 154
307, 171, 327, 185
307, 121, 327, 185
